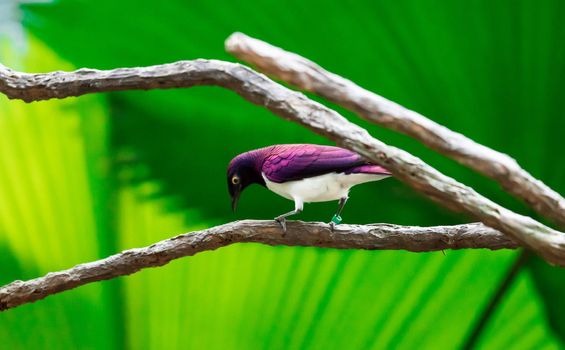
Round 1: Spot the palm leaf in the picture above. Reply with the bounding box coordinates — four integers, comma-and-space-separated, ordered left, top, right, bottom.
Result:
0, 37, 119, 349
0, 0, 561, 348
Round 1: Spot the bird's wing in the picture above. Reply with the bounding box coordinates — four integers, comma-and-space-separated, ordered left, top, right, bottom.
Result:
262, 145, 389, 183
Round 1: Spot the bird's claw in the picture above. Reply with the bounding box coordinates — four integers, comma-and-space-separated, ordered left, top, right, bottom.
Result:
275, 217, 287, 232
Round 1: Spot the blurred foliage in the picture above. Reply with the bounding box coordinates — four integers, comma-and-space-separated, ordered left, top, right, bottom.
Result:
0, 0, 562, 349
0, 38, 119, 348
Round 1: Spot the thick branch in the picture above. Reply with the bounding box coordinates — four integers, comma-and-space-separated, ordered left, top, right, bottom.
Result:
0, 220, 517, 311
0, 58, 564, 265
225, 32, 565, 229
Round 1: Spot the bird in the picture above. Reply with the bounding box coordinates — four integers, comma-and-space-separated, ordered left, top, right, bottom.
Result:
227, 144, 392, 231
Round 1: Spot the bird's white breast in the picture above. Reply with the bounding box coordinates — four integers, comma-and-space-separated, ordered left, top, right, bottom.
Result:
262, 172, 389, 203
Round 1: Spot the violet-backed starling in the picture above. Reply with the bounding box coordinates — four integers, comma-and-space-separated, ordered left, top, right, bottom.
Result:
227, 144, 391, 231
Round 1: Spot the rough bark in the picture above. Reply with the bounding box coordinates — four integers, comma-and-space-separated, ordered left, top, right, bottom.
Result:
0, 59, 564, 265
0, 220, 517, 311
225, 32, 565, 229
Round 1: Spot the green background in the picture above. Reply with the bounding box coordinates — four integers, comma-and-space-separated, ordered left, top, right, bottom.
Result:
1, 0, 565, 349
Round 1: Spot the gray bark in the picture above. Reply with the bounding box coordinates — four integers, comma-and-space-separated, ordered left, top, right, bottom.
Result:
0, 58, 564, 265
225, 32, 565, 229
0, 220, 517, 311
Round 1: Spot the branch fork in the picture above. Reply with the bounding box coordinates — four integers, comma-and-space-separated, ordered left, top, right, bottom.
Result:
0, 32, 564, 311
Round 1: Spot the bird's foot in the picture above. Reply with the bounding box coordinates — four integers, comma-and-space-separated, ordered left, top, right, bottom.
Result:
275, 216, 287, 232
329, 215, 342, 231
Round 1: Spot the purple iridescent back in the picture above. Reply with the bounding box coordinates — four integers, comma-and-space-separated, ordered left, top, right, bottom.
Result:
232, 144, 390, 183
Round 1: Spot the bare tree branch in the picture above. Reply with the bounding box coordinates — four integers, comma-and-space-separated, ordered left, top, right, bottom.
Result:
0, 58, 564, 265
0, 220, 518, 311
225, 32, 565, 229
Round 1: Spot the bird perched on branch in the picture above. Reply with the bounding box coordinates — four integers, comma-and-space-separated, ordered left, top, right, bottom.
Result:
227, 144, 392, 231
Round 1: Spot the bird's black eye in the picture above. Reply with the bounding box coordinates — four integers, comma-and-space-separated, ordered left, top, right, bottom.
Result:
232, 176, 240, 185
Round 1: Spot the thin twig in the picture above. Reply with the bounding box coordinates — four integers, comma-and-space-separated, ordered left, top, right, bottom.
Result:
0, 58, 564, 265
225, 32, 565, 229
0, 220, 517, 311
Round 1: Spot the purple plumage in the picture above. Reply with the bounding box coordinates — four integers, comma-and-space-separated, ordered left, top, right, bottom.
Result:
227, 144, 392, 228
260, 144, 390, 183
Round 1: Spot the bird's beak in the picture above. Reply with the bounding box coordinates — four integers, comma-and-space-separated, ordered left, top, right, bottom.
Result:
231, 189, 240, 212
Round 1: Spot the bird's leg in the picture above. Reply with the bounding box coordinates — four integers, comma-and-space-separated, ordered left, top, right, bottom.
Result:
330, 196, 349, 230
275, 200, 303, 232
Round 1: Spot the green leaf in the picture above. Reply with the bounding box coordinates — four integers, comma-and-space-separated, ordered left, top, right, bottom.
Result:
2, 0, 564, 348
0, 37, 120, 349
475, 266, 563, 349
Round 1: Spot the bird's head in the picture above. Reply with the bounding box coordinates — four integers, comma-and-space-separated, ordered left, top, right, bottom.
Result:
227, 151, 266, 212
